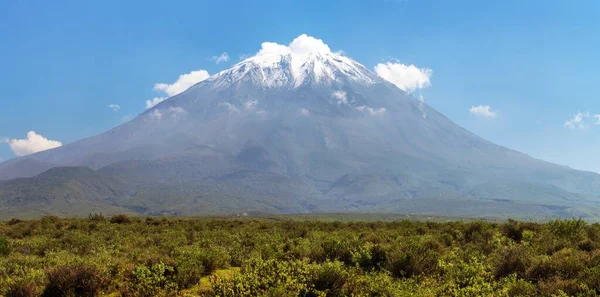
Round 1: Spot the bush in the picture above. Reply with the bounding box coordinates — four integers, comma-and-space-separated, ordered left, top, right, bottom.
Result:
209, 258, 312, 297
547, 219, 587, 240
7, 218, 23, 225
309, 261, 349, 296
493, 244, 531, 279
88, 213, 105, 222
42, 265, 106, 297
41, 215, 59, 224
0, 236, 11, 257
526, 249, 587, 281
110, 214, 131, 224
387, 239, 440, 278
505, 277, 537, 297
504, 219, 523, 242
5, 281, 38, 297
368, 244, 388, 271
322, 239, 354, 265
122, 262, 177, 297
173, 248, 206, 289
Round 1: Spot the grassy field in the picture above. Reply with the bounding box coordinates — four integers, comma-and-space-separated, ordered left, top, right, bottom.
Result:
1, 214, 600, 296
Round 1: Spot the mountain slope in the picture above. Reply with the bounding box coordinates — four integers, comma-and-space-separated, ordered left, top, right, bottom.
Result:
1, 36, 600, 218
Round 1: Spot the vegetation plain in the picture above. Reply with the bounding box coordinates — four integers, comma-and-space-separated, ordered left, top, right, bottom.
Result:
1, 214, 600, 296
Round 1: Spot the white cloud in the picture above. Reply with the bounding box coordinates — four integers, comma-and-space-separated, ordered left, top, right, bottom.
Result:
146, 69, 211, 110
108, 104, 120, 112
332, 91, 348, 105
563, 112, 600, 129
122, 114, 134, 122
469, 105, 497, 118
417, 93, 427, 119
168, 106, 186, 114
146, 97, 166, 109
374, 62, 432, 92
355, 105, 386, 116
149, 107, 187, 121
211, 52, 229, 64
255, 34, 332, 57
153, 70, 211, 97
244, 100, 258, 110
149, 109, 163, 120
219, 102, 240, 113
2, 131, 62, 157
300, 108, 310, 116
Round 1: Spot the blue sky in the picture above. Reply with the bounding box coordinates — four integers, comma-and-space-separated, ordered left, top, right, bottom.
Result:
1, 0, 600, 172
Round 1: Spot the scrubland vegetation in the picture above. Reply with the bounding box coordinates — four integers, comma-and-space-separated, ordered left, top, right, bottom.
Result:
1, 215, 600, 296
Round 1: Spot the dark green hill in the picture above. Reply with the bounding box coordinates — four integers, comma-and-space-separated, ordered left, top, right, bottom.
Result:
0, 167, 131, 218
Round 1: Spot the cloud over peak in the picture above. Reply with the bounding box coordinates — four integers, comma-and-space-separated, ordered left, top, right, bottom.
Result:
374, 62, 432, 92
2, 131, 62, 157
256, 34, 332, 57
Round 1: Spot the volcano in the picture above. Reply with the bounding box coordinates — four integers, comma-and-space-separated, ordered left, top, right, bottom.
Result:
2, 35, 600, 219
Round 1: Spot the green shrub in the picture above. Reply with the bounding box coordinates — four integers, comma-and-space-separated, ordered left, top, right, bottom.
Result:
505, 277, 537, 297
387, 239, 440, 278
209, 258, 312, 297
7, 218, 23, 225
200, 247, 231, 275
42, 265, 106, 297
368, 244, 387, 271
109, 214, 131, 224
504, 219, 524, 242
0, 236, 11, 257
547, 219, 587, 240
88, 213, 105, 222
173, 248, 206, 289
493, 244, 531, 279
322, 239, 354, 264
309, 261, 349, 296
122, 262, 177, 297
538, 277, 594, 297
41, 215, 59, 224
5, 281, 38, 297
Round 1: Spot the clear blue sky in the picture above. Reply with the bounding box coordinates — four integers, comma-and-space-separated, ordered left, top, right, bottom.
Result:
1, 0, 600, 172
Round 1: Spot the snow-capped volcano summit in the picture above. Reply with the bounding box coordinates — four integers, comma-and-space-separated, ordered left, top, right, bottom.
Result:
208, 34, 378, 89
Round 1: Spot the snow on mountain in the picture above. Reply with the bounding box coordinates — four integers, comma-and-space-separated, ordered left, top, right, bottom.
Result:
207, 34, 377, 89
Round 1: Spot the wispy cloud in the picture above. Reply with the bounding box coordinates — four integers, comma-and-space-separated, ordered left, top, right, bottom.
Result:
219, 102, 240, 113
211, 52, 229, 64
108, 104, 120, 112
145, 97, 166, 109
564, 112, 600, 129
332, 91, 348, 105
355, 105, 386, 116
148, 107, 187, 121
469, 105, 497, 118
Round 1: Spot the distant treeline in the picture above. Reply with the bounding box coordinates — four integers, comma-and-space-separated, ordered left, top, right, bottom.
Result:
1, 215, 600, 296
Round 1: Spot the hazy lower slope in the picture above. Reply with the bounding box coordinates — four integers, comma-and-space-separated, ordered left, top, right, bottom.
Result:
0, 167, 131, 217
